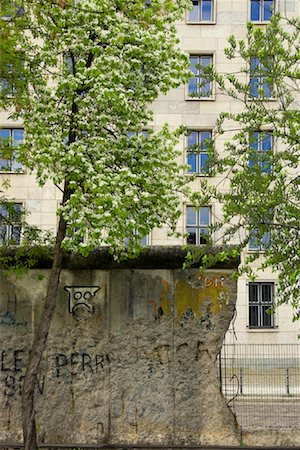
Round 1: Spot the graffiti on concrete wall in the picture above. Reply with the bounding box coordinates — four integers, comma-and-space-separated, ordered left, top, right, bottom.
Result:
0, 311, 27, 327
64, 286, 100, 318
1, 349, 45, 397
0, 349, 110, 398
148, 273, 230, 326
55, 351, 110, 378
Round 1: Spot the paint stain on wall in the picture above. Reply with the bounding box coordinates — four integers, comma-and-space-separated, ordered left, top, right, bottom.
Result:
175, 273, 230, 322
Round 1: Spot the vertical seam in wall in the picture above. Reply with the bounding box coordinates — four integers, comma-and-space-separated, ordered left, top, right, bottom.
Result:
107, 269, 111, 440
171, 268, 176, 445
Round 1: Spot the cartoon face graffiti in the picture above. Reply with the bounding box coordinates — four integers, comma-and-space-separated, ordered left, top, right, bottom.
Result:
64, 286, 100, 320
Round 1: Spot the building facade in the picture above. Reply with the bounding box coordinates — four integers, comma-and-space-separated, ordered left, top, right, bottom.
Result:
1, 0, 299, 345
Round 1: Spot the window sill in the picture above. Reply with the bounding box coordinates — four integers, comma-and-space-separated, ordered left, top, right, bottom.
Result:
247, 326, 278, 332
250, 20, 272, 25
248, 97, 276, 102
0, 170, 24, 174
188, 173, 211, 177
186, 21, 216, 25
186, 96, 215, 101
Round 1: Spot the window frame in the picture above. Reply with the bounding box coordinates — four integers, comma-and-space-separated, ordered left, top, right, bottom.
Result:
186, 129, 212, 175
0, 56, 25, 97
249, 57, 273, 99
186, 205, 211, 245
248, 282, 275, 329
186, 0, 215, 24
0, 128, 24, 172
248, 131, 272, 174
0, 202, 23, 245
248, 228, 271, 251
187, 54, 214, 100
124, 231, 149, 247
249, 0, 274, 23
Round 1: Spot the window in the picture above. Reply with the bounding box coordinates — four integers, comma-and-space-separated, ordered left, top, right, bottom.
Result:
0, 128, 23, 171
187, 130, 212, 174
0, 59, 24, 96
249, 282, 274, 328
64, 54, 75, 75
250, 0, 274, 22
249, 228, 271, 251
249, 131, 272, 173
124, 233, 148, 247
188, 55, 212, 98
249, 57, 272, 98
0, 1, 24, 18
186, 206, 211, 244
0, 62, 13, 95
188, 0, 214, 22
0, 203, 22, 245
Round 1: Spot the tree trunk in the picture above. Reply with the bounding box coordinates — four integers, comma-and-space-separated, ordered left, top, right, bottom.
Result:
22, 183, 70, 450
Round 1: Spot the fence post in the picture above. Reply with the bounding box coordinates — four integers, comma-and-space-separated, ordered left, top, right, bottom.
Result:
240, 367, 243, 395
219, 352, 222, 392
286, 367, 290, 395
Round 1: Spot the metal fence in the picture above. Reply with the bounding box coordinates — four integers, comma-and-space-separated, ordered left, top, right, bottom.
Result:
219, 343, 300, 429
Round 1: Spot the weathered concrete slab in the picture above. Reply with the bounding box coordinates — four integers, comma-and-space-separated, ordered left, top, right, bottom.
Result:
0, 261, 239, 444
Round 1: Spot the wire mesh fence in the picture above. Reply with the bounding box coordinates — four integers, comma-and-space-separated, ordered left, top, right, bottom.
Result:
219, 344, 300, 429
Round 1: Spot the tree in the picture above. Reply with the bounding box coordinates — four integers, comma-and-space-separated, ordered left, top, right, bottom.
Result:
0, 0, 191, 447
198, 14, 300, 317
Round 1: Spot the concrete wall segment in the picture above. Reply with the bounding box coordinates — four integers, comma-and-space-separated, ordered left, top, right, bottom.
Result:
0, 262, 239, 444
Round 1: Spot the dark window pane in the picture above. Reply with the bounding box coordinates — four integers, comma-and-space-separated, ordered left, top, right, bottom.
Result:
188, 77, 198, 96
250, 0, 260, 20
261, 284, 272, 302
199, 207, 210, 225
262, 306, 272, 326
200, 131, 211, 149
261, 231, 271, 248
202, 0, 212, 20
249, 77, 259, 97
199, 227, 209, 244
263, 0, 273, 20
262, 79, 272, 97
200, 56, 212, 68
12, 129, 24, 143
0, 225, 7, 243
1, 1, 24, 17
140, 236, 148, 246
189, 0, 199, 21
186, 207, 197, 225
249, 305, 259, 326
187, 152, 197, 173
0, 159, 9, 170
261, 160, 271, 173
200, 153, 209, 173
11, 225, 21, 244
200, 78, 211, 96
249, 132, 259, 151
250, 57, 259, 71
249, 229, 259, 249
249, 284, 258, 302
0, 206, 8, 220
262, 133, 271, 151
190, 56, 199, 75
0, 129, 11, 141
187, 227, 197, 244
188, 131, 198, 149
261, 134, 272, 172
